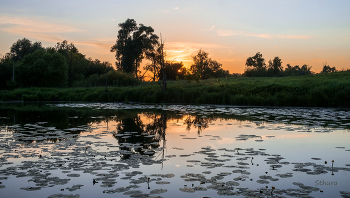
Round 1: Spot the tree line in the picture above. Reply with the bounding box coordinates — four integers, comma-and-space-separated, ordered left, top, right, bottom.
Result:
0, 38, 140, 89
243, 52, 339, 77
1, 19, 343, 90
0, 19, 229, 89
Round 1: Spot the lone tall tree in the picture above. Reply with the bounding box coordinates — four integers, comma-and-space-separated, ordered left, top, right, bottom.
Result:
111, 19, 159, 78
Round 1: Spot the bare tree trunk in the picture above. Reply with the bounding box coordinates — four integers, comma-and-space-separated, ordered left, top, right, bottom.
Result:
160, 34, 166, 92
153, 59, 156, 82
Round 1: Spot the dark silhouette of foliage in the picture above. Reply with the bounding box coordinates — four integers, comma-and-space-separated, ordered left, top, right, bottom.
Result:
159, 61, 186, 81
245, 52, 266, 69
244, 52, 268, 77
190, 50, 228, 80
10, 38, 43, 61
55, 40, 86, 86
144, 42, 163, 81
111, 19, 159, 78
244, 52, 313, 77
1, 38, 139, 89
267, 57, 283, 76
284, 64, 312, 76
16, 49, 68, 87
320, 64, 337, 73
0, 54, 13, 88
114, 112, 166, 157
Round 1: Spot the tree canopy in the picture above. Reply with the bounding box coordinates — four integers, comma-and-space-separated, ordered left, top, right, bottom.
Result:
111, 19, 159, 78
0, 38, 140, 89
10, 38, 43, 61
16, 49, 68, 87
245, 52, 266, 70
189, 50, 229, 80
320, 64, 337, 73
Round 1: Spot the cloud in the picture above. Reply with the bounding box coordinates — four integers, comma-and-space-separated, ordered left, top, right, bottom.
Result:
0, 16, 81, 34
217, 29, 311, 39
74, 40, 113, 50
275, 34, 311, 39
0, 15, 116, 49
0, 15, 84, 44
202, 25, 216, 31
0, 15, 117, 56
174, 7, 179, 10
217, 30, 244, 36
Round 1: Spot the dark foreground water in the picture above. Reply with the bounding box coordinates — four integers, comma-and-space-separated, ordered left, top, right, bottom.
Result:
0, 102, 349, 198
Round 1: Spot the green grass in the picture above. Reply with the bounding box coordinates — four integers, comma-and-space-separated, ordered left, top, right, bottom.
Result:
1, 71, 350, 107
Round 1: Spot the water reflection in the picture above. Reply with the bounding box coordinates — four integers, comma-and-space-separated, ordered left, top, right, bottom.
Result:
113, 112, 168, 158
2, 103, 349, 143
0, 102, 349, 198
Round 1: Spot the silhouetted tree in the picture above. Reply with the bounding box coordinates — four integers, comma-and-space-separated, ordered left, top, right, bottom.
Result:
111, 19, 159, 79
245, 52, 266, 70
284, 64, 298, 76
320, 64, 337, 73
283, 64, 312, 76
267, 56, 283, 76
299, 64, 312, 75
190, 50, 226, 80
244, 52, 268, 77
10, 38, 43, 61
159, 61, 186, 80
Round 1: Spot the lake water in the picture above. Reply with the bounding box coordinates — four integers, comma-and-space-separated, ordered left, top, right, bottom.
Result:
0, 102, 349, 198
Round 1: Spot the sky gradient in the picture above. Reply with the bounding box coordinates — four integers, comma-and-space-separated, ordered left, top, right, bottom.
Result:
1, 0, 349, 73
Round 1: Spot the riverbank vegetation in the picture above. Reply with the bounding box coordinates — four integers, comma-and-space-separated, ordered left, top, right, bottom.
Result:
1, 70, 350, 107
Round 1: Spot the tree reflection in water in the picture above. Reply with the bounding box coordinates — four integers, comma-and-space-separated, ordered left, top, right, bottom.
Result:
0, 103, 257, 153
113, 111, 168, 160
184, 115, 210, 134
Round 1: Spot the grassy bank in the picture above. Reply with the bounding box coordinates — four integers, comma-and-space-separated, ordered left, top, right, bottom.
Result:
1, 71, 350, 107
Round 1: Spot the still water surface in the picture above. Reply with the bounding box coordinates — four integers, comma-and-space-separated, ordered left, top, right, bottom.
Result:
0, 103, 349, 198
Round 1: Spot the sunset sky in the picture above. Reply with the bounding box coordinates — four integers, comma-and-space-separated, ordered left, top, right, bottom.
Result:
1, 0, 349, 73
